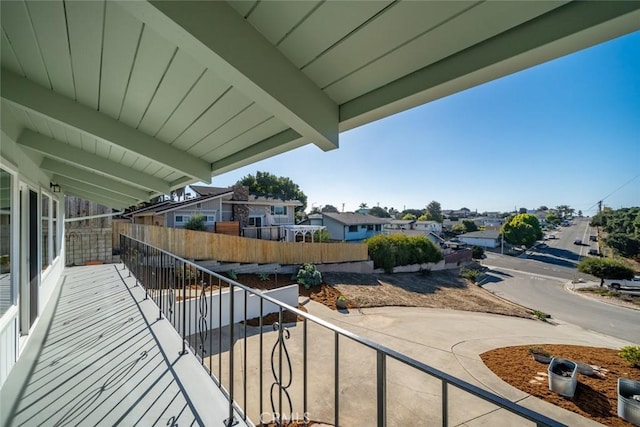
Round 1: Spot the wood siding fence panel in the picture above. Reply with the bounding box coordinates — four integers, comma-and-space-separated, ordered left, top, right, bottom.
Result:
113, 223, 368, 264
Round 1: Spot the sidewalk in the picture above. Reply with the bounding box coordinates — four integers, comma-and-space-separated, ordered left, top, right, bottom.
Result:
566, 279, 640, 311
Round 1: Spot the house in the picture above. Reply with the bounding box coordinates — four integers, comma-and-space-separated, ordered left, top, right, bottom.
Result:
385, 219, 415, 230
1, 0, 635, 423
414, 220, 443, 234
472, 216, 505, 229
318, 212, 388, 241
458, 230, 501, 248
124, 185, 302, 233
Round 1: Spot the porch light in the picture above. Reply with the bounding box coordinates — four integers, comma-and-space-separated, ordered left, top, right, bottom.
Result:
50, 182, 60, 193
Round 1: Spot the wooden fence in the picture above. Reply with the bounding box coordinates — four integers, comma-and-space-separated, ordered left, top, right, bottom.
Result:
113, 223, 369, 265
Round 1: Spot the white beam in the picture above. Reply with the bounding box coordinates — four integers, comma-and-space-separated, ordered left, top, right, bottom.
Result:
64, 187, 128, 209
211, 129, 305, 175
120, 0, 338, 151
1, 69, 212, 181
41, 158, 150, 201
340, 1, 640, 130
53, 174, 138, 206
18, 130, 170, 194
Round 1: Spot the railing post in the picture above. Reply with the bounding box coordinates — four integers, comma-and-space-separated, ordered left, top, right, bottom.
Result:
303, 319, 308, 426
377, 351, 386, 427
335, 331, 339, 427
442, 380, 448, 427
227, 284, 235, 427
180, 262, 187, 355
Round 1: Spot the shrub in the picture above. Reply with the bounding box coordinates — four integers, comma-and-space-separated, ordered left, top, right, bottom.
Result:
297, 263, 322, 289
528, 347, 552, 357
365, 234, 443, 273
227, 270, 238, 280
460, 268, 480, 282
471, 246, 484, 259
185, 213, 206, 231
258, 272, 270, 281
619, 346, 640, 367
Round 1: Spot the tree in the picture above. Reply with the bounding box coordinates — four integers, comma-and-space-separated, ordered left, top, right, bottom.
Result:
309, 206, 321, 215
462, 219, 478, 232
321, 204, 339, 213
368, 206, 391, 218
425, 201, 443, 223
359, 202, 368, 209
501, 213, 543, 247
545, 212, 561, 225
606, 233, 640, 258
471, 246, 485, 259
236, 171, 307, 213
402, 213, 417, 221
184, 213, 206, 231
538, 206, 548, 211
578, 257, 635, 286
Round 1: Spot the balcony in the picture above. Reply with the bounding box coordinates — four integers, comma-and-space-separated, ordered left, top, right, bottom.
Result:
1, 236, 569, 426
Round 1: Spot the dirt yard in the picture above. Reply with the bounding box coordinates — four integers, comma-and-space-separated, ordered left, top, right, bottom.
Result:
228, 270, 532, 318
481, 344, 640, 427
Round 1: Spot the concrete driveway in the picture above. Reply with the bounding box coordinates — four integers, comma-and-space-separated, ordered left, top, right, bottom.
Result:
205, 302, 634, 427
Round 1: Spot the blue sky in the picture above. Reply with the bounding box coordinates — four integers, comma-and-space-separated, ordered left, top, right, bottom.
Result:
208, 30, 640, 216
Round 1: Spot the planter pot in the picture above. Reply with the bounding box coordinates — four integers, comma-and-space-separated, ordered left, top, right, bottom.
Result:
531, 353, 552, 364
548, 357, 578, 398
618, 377, 640, 425
336, 298, 347, 309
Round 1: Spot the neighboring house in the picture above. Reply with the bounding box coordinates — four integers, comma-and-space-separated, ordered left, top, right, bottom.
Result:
472, 216, 505, 228
124, 185, 302, 234
318, 212, 388, 241
458, 230, 501, 248
385, 219, 414, 230
414, 220, 442, 234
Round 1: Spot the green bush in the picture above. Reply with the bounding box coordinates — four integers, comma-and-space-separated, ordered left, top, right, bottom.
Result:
619, 346, 640, 366
365, 234, 443, 273
471, 246, 484, 259
184, 213, 206, 231
297, 263, 322, 289
460, 268, 480, 282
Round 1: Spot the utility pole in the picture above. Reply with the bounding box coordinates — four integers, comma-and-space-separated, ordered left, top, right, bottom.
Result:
598, 200, 602, 214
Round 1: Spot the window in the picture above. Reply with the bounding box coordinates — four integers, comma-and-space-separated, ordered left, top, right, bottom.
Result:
375, 225, 381, 231
42, 194, 50, 271
52, 200, 58, 259
0, 168, 13, 317
348, 225, 357, 233
270, 206, 287, 216
205, 215, 216, 223
175, 215, 190, 224
367, 225, 374, 231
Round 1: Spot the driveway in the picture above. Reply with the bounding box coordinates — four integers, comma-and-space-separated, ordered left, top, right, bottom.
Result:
205, 303, 634, 427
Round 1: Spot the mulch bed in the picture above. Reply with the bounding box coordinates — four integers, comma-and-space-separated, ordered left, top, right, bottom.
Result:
481, 344, 640, 426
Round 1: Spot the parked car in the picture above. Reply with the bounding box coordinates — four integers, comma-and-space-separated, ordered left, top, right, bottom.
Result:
573, 238, 582, 245
605, 276, 640, 290
588, 248, 599, 256
589, 235, 597, 242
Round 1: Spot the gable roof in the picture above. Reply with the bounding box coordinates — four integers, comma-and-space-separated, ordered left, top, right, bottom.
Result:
189, 185, 235, 197
459, 230, 500, 239
323, 212, 389, 226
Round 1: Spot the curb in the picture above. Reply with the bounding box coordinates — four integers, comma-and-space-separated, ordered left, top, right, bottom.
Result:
564, 281, 640, 311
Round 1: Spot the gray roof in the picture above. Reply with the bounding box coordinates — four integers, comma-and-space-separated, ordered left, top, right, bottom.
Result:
323, 212, 389, 226
189, 185, 234, 197
389, 219, 415, 225
459, 230, 500, 239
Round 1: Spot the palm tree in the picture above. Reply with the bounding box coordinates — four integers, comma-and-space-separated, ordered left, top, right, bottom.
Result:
359, 202, 368, 209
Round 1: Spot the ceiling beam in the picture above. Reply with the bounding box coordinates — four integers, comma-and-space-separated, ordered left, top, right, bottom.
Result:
41, 158, 151, 201
53, 174, 138, 206
18, 130, 170, 194
63, 187, 128, 209
1, 69, 212, 182
121, 0, 338, 151
211, 129, 305, 175
339, 1, 640, 131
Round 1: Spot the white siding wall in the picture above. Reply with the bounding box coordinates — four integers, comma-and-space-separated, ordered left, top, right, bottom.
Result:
1, 130, 65, 389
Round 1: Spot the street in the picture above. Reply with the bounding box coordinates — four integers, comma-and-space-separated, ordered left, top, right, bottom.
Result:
480, 218, 639, 344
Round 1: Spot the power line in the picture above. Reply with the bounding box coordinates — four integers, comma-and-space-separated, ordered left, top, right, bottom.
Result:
586, 173, 640, 213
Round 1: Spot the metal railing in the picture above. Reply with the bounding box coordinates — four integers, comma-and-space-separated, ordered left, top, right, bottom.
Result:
120, 234, 565, 427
